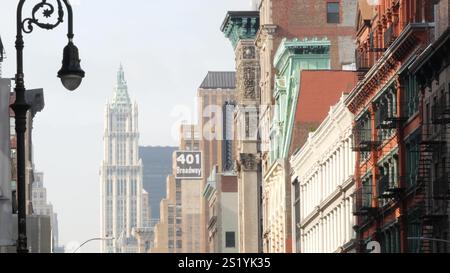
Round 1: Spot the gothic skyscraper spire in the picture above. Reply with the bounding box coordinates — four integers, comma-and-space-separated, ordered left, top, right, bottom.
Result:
112, 64, 131, 106
100, 65, 149, 253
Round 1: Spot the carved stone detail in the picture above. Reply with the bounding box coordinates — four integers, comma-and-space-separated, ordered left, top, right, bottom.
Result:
243, 46, 256, 59
239, 153, 260, 171
241, 66, 256, 99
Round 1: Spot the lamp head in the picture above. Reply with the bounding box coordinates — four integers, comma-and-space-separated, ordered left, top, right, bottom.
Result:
58, 41, 85, 91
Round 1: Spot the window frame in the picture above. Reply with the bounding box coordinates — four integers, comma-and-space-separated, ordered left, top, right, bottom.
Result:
327, 1, 340, 24
225, 231, 236, 248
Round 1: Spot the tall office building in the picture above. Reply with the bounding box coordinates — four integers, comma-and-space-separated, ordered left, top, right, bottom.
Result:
197, 71, 236, 252
100, 65, 147, 253
150, 124, 202, 253
31, 172, 60, 251
139, 146, 177, 220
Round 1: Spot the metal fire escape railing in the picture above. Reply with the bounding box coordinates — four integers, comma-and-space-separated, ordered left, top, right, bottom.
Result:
352, 101, 408, 250
412, 96, 450, 253
352, 127, 381, 152
375, 104, 406, 131
377, 174, 403, 200
432, 95, 450, 125
353, 185, 377, 216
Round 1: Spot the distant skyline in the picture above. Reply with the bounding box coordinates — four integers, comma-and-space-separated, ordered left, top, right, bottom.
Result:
0, 0, 251, 252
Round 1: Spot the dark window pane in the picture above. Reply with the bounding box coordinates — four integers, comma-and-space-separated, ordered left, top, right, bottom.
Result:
327, 2, 339, 13
225, 232, 235, 248
327, 3, 340, 23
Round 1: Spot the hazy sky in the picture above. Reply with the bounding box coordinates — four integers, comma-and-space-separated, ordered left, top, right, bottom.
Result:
1, 0, 252, 253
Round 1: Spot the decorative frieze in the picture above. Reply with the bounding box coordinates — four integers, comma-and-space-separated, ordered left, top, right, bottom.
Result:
240, 66, 257, 100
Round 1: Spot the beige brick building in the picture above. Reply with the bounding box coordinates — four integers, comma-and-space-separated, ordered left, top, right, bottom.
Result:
151, 124, 203, 253
197, 72, 236, 252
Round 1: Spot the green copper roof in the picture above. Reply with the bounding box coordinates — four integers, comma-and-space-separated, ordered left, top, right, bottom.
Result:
270, 37, 331, 164
274, 37, 331, 70
111, 64, 131, 106
221, 11, 260, 49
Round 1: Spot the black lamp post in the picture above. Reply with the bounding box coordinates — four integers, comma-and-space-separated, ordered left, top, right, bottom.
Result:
11, 0, 84, 253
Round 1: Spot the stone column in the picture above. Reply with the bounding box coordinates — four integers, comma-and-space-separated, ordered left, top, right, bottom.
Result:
222, 11, 261, 253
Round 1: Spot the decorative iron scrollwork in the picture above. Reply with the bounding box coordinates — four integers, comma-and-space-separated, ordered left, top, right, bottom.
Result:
22, 0, 64, 34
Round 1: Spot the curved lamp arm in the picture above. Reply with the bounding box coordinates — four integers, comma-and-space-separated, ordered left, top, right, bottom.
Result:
62, 0, 74, 40
16, 0, 84, 91
72, 237, 115, 253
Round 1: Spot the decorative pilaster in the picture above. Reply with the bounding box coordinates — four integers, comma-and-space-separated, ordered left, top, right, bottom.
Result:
222, 11, 262, 253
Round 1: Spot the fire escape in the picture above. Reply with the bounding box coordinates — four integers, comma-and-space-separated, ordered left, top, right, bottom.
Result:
352, 94, 406, 251
375, 101, 405, 202
352, 120, 380, 246
414, 95, 450, 253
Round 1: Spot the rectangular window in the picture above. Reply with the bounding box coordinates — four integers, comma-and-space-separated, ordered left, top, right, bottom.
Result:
433, 97, 437, 133
294, 180, 301, 252
10, 117, 15, 136
225, 232, 236, 248
245, 112, 250, 138
327, 2, 340, 24
406, 132, 420, 188
405, 75, 419, 118
362, 177, 372, 211
176, 191, 182, 204
426, 103, 430, 134
176, 228, 182, 237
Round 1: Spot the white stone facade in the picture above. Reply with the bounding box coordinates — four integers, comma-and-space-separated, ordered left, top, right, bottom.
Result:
263, 160, 288, 253
100, 65, 145, 253
290, 95, 356, 253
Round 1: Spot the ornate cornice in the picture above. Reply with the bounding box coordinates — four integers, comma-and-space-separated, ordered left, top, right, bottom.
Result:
221, 11, 260, 50
345, 23, 432, 114
411, 27, 450, 90
273, 37, 330, 70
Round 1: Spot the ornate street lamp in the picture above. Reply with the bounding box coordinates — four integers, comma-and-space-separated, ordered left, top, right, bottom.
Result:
11, 0, 85, 253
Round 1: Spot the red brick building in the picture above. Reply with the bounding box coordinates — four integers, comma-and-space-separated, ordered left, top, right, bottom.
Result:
258, 0, 358, 175
345, 0, 437, 253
